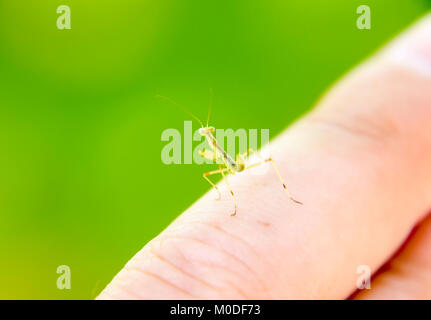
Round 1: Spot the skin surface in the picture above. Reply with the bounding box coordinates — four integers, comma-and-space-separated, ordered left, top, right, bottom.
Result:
98, 14, 431, 300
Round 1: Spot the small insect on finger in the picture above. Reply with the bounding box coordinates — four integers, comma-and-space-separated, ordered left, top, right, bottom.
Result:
158, 91, 302, 216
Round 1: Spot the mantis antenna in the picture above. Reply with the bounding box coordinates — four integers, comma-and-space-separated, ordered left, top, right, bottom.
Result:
156, 94, 204, 127
207, 88, 213, 127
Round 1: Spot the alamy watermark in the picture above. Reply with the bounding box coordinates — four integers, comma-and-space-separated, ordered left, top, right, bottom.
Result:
356, 264, 371, 290
161, 121, 271, 173
54, 5, 371, 32
57, 5, 71, 30
356, 5, 371, 30
56, 265, 71, 290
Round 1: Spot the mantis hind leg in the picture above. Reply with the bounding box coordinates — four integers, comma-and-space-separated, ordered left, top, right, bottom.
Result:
244, 157, 303, 205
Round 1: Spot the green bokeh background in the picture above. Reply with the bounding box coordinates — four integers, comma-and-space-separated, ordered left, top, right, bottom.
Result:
0, 0, 430, 299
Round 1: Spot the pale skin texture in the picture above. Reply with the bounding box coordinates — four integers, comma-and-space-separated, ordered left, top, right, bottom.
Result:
98, 14, 431, 299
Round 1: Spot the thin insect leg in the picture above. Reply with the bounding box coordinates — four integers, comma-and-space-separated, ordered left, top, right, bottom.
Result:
219, 166, 238, 216
203, 168, 228, 200
244, 158, 303, 205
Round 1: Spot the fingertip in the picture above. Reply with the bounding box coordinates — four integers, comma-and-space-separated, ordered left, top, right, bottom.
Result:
382, 12, 431, 77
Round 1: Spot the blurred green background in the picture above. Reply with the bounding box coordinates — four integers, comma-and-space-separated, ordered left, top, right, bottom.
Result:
0, 0, 429, 299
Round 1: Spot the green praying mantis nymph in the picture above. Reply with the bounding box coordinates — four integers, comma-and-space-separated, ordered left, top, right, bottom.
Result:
156, 92, 302, 216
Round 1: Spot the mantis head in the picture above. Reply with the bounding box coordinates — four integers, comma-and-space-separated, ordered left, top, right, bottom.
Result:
198, 127, 215, 136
